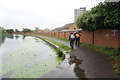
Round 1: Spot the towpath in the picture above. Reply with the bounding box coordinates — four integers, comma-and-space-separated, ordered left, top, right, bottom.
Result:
42, 36, 118, 78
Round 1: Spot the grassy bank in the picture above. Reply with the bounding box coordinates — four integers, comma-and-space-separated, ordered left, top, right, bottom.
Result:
46, 36, 69, 42
28, 35, 71, 51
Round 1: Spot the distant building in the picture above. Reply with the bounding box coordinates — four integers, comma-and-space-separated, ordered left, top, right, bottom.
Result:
43, 28, 51, 32
61, 23, 74, 31
35, 27, 43, 33
68, 23, 78, 30
52, 27, 62, 32
74, 7, 86, 22
52, 7, 86, 32
52, 23, 79, 32
52, 23, 74, 32
37, 29, 42, 33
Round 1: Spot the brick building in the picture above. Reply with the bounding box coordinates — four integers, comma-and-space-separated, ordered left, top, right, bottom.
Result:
43, 28, 51, 32
52, 23, 79, 32
35, 27, 43, 33
68, 23, 79, 30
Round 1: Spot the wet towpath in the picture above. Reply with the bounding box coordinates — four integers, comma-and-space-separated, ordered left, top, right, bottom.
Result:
42, 36, 118, 78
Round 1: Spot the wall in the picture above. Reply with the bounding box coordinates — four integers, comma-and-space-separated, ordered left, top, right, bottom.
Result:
51, 29, 119, 49
80, 30, 93, 45
118, 29, 120, 49
94, 29, 119, 49
59, 32, 65, 39
14, 28, 120, 49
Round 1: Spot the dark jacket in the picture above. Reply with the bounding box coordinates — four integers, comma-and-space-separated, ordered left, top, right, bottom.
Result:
69, 33, 75, 41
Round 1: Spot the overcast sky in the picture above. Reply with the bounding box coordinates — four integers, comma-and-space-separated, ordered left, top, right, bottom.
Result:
0, 0, 101, 30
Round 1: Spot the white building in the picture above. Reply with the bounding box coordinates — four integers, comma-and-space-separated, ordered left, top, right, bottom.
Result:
74, 7, 86, 22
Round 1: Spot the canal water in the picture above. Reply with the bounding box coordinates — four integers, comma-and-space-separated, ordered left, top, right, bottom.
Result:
0, 34, 62, 78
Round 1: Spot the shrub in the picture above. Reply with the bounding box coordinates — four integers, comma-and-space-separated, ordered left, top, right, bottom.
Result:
56, 49, 63, 57
76, 2, 120, 31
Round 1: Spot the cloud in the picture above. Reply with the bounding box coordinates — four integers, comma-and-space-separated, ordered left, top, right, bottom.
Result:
0, 0, 100, 30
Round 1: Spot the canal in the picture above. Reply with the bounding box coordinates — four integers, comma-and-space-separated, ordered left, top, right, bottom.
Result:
0, 34, 62, 78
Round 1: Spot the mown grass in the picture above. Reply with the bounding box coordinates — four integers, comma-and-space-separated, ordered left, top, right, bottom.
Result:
46, 36, 69, 42
36, 35, 71, 51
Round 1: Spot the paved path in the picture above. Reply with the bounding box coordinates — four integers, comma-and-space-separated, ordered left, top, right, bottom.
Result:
42, 36, 118, 78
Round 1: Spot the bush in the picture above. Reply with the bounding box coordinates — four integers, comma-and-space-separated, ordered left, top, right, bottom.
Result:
56, 49, 63, 57
76, 2, 120, 31
22, 28, 34, 33
6, 29, 14, 33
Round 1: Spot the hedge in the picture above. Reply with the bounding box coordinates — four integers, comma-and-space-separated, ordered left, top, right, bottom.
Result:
76, 2, 120, 31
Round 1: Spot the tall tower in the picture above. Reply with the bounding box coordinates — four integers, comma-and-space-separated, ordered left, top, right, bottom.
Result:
74, 7, 86, 22
35, 27, 39, 32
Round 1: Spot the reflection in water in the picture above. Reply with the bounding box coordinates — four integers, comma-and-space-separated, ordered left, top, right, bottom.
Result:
0, 36, 6, 45
6, 34, 14, 39
22, 35, 26, 39
0, 33, 12, 45
69, 55, 88, 80
34, 37, 40, 42
15, 35, 19, 40
2, 37, 6, 44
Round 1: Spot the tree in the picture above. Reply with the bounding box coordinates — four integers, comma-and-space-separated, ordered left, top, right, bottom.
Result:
76, 2, 120, 31
6, 29, 14, 33
15, 29, 20, 32
22, 28, 34, 33
0, 27, 5, 33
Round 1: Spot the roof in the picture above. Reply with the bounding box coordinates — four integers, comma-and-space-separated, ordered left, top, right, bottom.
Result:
42, 28, 51, 32
52, 23, 74, 32
52, 27, 62, 32
44, 28, 50, 30
61, 23, 74, 29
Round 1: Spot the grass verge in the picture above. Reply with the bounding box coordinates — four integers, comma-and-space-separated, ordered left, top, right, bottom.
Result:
35, 35, 71, 51
44, 36, 69, 42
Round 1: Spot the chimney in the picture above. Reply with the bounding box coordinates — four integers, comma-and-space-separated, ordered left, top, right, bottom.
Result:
80, 7, 86, 10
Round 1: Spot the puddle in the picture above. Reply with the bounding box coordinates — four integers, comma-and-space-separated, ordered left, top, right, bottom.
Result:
69, 54, 88, 79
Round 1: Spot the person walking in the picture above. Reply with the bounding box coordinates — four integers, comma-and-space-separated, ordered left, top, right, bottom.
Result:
69, 32, 75, 49
75, 32, 81, 47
